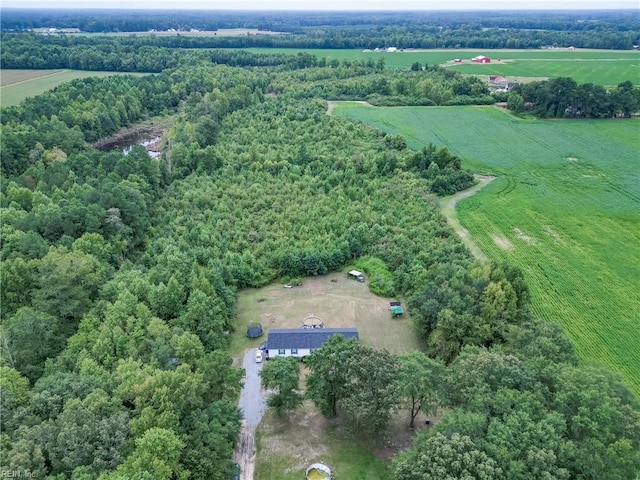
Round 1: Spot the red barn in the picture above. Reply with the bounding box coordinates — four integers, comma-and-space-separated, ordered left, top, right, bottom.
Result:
471, 55, 491, 63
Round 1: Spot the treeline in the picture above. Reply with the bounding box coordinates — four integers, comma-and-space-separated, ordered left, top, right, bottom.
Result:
2, 9, 639, 49
507, 78, 640, 118
0, 33, 329, 72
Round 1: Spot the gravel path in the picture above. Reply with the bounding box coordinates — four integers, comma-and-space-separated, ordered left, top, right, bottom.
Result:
234, 349, 268, 480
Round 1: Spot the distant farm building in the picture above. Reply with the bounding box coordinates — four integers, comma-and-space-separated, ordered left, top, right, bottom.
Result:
471, 55, 491, 63
266, 328, 359, 360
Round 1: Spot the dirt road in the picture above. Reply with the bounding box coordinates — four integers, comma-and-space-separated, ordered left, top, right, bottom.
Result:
439, 175, 495, 260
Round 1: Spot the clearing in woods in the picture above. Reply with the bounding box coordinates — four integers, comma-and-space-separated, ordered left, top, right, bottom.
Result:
233, 272, 423, 480
333, 103, 640, 397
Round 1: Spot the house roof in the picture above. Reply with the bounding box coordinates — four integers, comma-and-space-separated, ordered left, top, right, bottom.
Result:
267, 328, 359, 350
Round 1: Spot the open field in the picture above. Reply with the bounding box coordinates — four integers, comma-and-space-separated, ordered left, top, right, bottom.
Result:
1, 69, 147, 107
235, 272, 425, 479
333, 103, 640, 397
244, 48, 639, 85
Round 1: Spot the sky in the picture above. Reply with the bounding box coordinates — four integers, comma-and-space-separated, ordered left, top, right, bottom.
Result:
3, 0, 639, 10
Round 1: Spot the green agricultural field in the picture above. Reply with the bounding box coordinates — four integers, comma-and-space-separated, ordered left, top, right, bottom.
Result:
1, 69, 147, 107
245, 48, 639, 85
333, 103, 640, 396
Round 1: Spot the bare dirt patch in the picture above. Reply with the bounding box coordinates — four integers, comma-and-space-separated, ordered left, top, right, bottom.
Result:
326, 100, 373, 116
514, 227, 537, 245
543, 225, 565, 245
492, 235, 514, 250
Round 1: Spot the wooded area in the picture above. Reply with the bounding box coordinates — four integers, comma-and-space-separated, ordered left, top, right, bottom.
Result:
1, 9, 639, 480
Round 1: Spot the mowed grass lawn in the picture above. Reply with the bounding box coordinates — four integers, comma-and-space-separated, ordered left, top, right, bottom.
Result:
1, 69, 147, 107
234, 271, 423, 480
334, 103, 640, 396
244, 48, 639, 85
233, 271, 421, 357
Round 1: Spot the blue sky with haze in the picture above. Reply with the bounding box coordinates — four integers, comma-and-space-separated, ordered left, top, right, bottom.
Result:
4, 0, 639, 9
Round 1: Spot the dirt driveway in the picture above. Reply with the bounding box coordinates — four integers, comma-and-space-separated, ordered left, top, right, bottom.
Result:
439, 175, 495, 260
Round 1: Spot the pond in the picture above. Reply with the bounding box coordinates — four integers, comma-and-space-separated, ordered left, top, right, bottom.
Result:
94, 126, 164, 159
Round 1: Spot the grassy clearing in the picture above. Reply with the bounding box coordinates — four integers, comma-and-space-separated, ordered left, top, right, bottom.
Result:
333, 103, 640, 397
0, 69, 147, 107
232, 271, 422, 359
243, 48, 639, 85
235, 272, 424, 478
255, 404, 396, 480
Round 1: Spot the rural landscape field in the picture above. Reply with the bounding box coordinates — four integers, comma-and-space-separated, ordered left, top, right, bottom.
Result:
246, 48, 639, 85
1, 69, 147, 107
333, 103, 640, 395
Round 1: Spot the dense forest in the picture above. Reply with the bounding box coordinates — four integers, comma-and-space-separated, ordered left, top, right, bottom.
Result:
2, 11, 640, 480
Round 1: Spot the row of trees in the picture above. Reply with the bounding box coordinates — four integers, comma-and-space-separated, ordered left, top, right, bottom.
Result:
508, 78, 640, 118
3, 9, 639, 49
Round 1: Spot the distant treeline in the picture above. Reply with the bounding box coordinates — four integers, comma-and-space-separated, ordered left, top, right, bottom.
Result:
2, 9, 639, 50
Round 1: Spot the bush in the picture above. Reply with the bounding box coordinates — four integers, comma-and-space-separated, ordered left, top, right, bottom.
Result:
354, 256, 395, 297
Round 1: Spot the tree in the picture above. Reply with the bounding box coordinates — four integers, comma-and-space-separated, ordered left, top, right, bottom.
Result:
507, 92, 525, 113
101, 427, 186, 480
397, 351, 445, 428
393, 432, 501, 480
341, 345, 400, 437
260, 356, 303, 418
3, 307, 65, 381
305, 334, 359, 417
32, 246, 109, 323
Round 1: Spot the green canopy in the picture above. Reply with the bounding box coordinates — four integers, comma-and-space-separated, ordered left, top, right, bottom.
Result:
390, 306, 404, 316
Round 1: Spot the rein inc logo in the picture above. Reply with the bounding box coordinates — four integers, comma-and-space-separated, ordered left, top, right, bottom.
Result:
0, 472, 37, 478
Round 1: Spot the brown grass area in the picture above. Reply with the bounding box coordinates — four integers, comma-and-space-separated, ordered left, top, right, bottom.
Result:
232, 271, 423, 358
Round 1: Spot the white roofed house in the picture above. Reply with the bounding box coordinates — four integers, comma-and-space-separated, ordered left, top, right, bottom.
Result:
265, 328, 359, 360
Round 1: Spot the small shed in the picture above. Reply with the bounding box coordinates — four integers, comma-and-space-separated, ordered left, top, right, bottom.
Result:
349, 270, 365, 282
